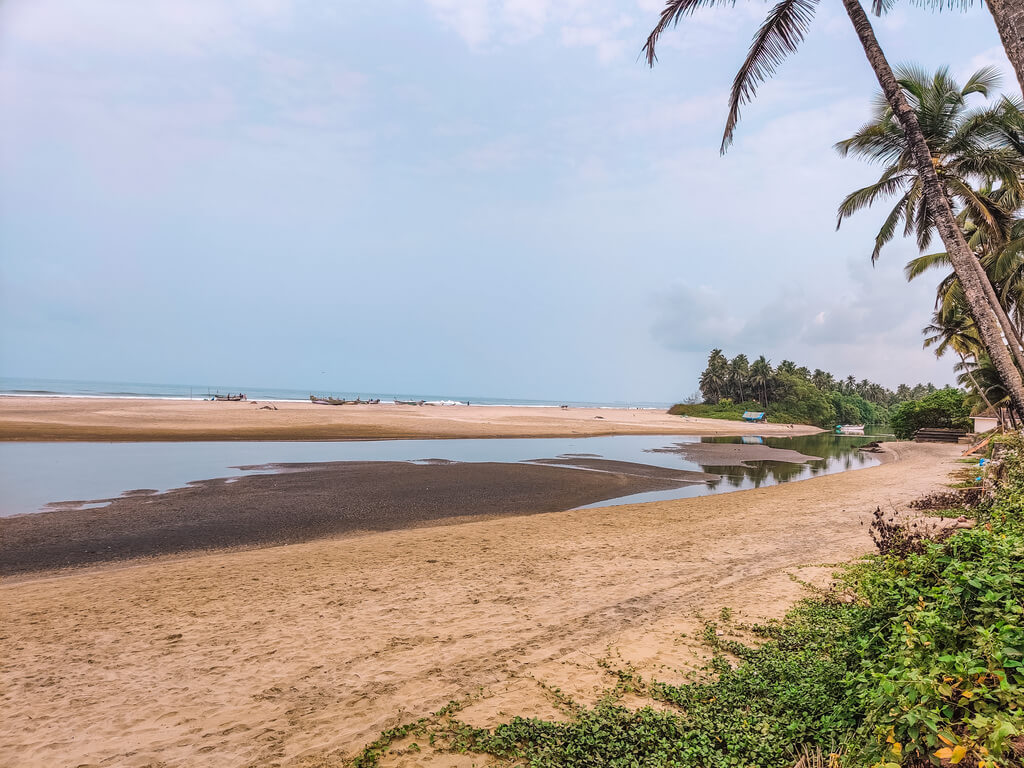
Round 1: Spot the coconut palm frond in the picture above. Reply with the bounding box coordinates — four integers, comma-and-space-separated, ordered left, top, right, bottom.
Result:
913, 190, 934, 252
962, 65, 1002, 97
905, 251, 952, 281
835, 171, 910, 226
906, 0, 977, 9
833, 121, 905, 163
987, 237, 1024, 279
721, 0, 819, 153
870, 192, 912, 263
643, 0, 734, 65
947, 177, 1010, 245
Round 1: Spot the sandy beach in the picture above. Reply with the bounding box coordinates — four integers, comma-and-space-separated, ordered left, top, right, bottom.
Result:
0, 397, 821, 441
0, 441, 958, 768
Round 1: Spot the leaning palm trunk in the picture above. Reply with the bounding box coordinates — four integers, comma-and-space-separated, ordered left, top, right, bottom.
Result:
959, 352, 996, 417
841, 0, 1024, 418
986, 0, 1024, 97
980, 266, 1024, 370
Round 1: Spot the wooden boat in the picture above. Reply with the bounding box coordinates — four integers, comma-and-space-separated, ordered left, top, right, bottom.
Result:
310, 395, 381, 405
838, 424, 865, 435
394, 398, 426, 406
310, 395, 347, 405
212, 393, 246, 401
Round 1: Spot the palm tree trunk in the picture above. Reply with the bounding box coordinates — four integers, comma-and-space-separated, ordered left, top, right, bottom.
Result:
987, 0, 1024, 96
975, 263, 1024, 370
958, 352, 995, 415
840, 0, 1024, 419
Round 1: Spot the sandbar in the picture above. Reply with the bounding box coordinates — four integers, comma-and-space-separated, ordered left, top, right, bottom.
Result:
649, 441, 825, 466
0, 460, 712, 576
0, 396, 822, 441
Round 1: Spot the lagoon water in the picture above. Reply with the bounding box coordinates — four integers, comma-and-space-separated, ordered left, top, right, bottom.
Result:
0, 433, 882, 517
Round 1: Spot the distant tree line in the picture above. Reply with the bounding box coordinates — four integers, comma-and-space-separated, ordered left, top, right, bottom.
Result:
680, 349, 941, 427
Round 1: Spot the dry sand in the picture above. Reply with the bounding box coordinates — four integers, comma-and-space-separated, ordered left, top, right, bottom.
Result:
0, 397, 821, 441
0, 441, 958, 768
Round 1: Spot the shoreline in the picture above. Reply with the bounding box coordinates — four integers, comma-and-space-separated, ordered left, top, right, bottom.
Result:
0, 442, 958, 768
0, 395, 823, 442
0, 459, 714, 577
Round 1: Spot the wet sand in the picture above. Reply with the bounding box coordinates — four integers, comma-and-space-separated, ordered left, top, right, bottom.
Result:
0, 396, 822, 441
0, 460, 712, 576
0, 442, 958, 768
650, 441, 824, 465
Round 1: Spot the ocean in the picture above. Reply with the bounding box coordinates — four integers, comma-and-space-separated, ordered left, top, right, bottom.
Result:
0, 377, 672, 410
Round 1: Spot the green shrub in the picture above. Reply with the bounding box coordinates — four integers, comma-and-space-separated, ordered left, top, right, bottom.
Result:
889, 388, 972, 439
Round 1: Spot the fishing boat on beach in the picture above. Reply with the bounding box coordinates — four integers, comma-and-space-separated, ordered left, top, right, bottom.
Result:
310, 395, 382, 405
394, 398, 426, 406
310, 395, 346, 405
211, 393, 246, 401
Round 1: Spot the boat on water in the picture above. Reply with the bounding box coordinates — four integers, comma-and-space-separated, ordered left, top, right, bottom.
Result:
211, 393, 246, 401
836, 424, 866, 435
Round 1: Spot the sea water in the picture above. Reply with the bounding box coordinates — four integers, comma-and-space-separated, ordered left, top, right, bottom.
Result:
0, 376, 671, 409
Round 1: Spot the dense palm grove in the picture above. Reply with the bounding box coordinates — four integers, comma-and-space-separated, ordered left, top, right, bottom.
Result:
681, 349, 938, 427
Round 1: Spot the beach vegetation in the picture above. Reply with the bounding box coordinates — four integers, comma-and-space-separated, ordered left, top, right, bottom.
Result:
358, 437, 1024, 767
889, 387, 973, 439
675, 349, 936, 427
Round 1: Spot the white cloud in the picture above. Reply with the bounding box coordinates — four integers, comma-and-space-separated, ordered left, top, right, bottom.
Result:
424, 0, 493, 47
652, 283, 744, 353
650, 257, 956, 388
1, 0, 289, 57
422, 0, 640, 60
458, 135, 531, 171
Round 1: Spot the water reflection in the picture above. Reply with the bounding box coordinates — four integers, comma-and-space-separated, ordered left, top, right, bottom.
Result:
696, 434, 883, 490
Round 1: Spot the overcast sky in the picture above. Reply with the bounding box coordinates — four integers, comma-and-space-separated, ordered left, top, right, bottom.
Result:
0, 1, 1016, 402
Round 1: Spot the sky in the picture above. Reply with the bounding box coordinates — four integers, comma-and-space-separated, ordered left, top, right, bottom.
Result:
0, 0, 1018, 403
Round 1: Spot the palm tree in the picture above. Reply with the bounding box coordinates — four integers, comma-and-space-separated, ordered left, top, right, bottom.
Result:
777, 359, 798, 376
811, 369, 834, 390
921, 299, 996, 413
885, 0, 1024, 97
905, 205, 1024, 354
835, 68, 1024, 365
729, 354, 750, 401
643, 0, 1024, 416
956, 353, 1011, 423
749, 355, 773, 406
700, 348, 730, 402
835, 66, 1024, 262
